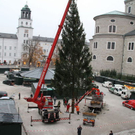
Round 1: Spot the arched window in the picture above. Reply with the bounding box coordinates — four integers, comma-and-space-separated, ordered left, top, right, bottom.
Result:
109, 25, 116, 32
107, 56, 113, 61
93, 55, 96, 59
127, 57, 132, 62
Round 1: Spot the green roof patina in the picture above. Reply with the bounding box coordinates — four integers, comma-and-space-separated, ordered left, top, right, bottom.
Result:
21, 4, 31, 11
94, 10, 135, 20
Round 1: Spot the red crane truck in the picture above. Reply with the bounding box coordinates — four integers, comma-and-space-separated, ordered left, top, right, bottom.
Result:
24, 0, 72, 123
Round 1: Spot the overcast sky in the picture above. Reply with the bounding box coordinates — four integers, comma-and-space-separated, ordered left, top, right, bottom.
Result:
0, 0, 125, 42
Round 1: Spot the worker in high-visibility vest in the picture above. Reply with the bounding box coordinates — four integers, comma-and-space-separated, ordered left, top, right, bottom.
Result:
75, 105, 80, 115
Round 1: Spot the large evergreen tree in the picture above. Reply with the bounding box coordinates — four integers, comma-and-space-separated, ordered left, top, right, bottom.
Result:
52, 0, 92, 113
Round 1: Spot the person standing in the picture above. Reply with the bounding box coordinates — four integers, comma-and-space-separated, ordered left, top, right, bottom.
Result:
109, 130, 113, 135
54, 96, 57, 105
18, 93, 21, 100
66, 103, 70, 113
64, 98, 67, 107
77, 125, 82, 135
75, 105, 80, 115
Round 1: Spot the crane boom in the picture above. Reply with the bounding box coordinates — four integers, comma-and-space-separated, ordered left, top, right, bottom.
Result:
25, 0, 72, 104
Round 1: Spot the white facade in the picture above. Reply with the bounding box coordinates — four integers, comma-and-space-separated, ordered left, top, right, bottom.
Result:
90, 0, 135, 76
0, 4, 60, 65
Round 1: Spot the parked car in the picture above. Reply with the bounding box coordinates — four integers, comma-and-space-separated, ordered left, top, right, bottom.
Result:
0, 91, 8, 98
102, 81, 113, 88
4, 71, 9, 75
122, 100, 135, 110
7, 70, 22, 79
3, 79, 15, 86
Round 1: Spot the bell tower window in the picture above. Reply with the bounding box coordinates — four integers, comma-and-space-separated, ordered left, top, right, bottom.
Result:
128, 7, 131, 13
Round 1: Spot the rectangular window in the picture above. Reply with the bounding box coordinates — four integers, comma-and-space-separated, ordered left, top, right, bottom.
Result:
128, 7, 131, 13
112, 42, 115, 49
96, 26, 99, 33
109, 26, 112, 32
113, 26, 116, 32
5, 46, 6, 50
14, 47, 16, 50
9, 53, 11, 56
128, 42, 134, 50
107, 42, 111, 49
107, 42, 115, 49
94, 42, 98, 48
24, 34, 26, 37
109, 25, 116, 33
24, 40, 25, 44
14, 53, 16, 57
0, 52, 1, 56
0, 46, 1, 49
9, 46, 12, 50
4, 53, 6, 56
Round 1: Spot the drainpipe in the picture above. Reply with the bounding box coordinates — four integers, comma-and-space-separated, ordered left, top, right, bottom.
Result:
121, 35, 125, 75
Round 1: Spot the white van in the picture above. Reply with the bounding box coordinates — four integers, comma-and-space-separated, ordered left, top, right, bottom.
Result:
121, 85, 135, 99
113, 84, 125, 96
121, 89, 131, 99
102, 81, 113, 88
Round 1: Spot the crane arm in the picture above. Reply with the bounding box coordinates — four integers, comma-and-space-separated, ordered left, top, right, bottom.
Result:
25, 0, 72, 103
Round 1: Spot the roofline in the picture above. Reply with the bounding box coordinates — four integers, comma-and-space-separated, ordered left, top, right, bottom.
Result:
94, 12, 135, 20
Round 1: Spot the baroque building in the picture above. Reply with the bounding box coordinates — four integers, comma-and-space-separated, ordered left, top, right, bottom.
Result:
0, 4, 60, 66
90, 0, 135, 76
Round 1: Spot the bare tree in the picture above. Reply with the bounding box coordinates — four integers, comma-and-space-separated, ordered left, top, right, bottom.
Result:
22, 37, 44, 67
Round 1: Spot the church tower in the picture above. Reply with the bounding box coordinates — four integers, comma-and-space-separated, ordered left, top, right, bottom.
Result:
125, 0, 135, 15
16, 4, 33, 61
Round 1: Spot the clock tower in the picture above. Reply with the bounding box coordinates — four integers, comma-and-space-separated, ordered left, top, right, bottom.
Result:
16, 4, 33, 61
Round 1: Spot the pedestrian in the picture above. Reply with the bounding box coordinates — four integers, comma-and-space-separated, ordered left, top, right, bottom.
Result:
109, 130, 113, 135
64, 98, 67, 107
18, 93, 21, 100
66, 103, 70, 113
57, 101, 62, 113
77, 125, 82, 135
57, 101, 61, 109
54, 96, 57, 105
75, 105, 80, 115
